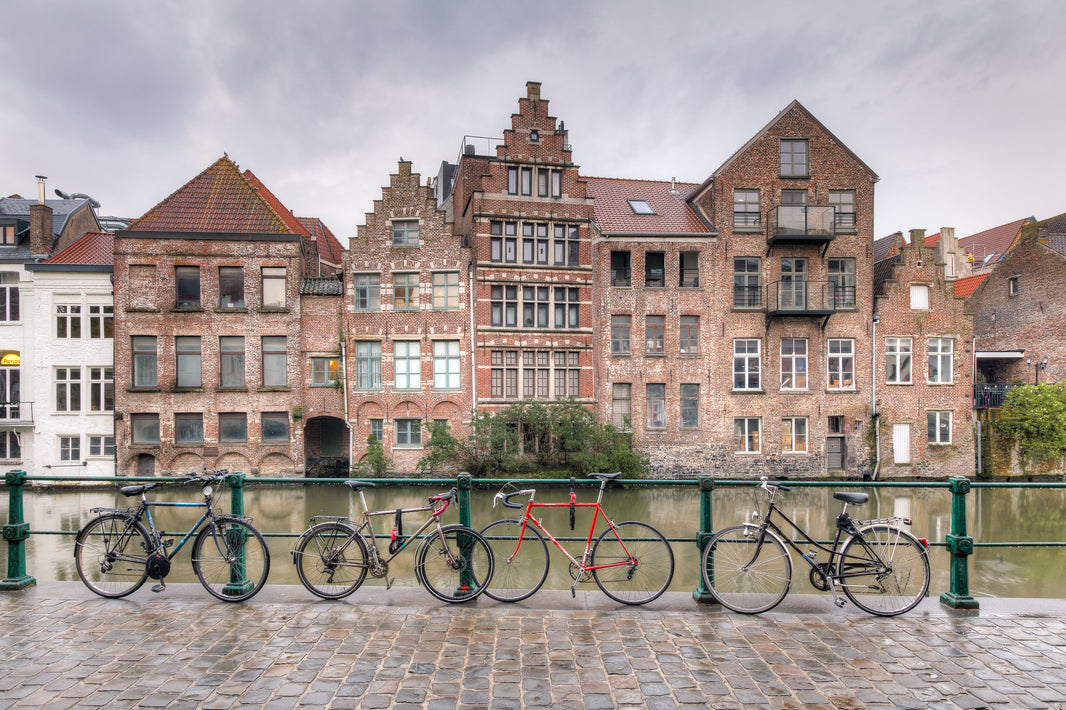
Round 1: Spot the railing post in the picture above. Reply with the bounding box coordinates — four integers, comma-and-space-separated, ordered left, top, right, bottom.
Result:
693, 475, 716, 604
226, 471, 246, 517
456, 472, 472, 530
222, 471, 252, 596
940, 476, 979, 610
1, 469, 36, 590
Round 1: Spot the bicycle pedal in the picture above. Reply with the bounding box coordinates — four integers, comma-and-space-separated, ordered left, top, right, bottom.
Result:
151, 583, 166, 593
834, 597, 846, 608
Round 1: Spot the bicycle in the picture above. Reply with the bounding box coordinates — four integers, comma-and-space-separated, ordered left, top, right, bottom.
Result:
290, 481, 494, 604
74, 470, 270, 602
701, 477, 931, 616
481, 472, 675, 605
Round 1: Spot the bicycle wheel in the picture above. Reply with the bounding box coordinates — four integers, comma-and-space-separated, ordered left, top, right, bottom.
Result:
701, 524, 792, 614
415, 524, 494, 603
591, 521, 674, 605
480, 519, 550, 602
838, 524, 930, 616
293, 521, 368, 599
74, 514, 151, 598
192, 517, 270, 602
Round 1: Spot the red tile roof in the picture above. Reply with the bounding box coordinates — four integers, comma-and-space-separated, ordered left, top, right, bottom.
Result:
242, 170, 310, 236
298, 217, 344, 264
585, 177, 710, 235
959, 218, 1031, 265
953, 273, 987, 298
44, 231, 113, 266
126, 156, 294, 233
925, 232, 940, 247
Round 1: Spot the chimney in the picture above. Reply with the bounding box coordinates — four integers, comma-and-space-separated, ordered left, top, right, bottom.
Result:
29, 175, 54, 258
909, 228, 926, 245
398, 159, 412, 178
526, 81, 541, 102
1037, 225, 1050, 244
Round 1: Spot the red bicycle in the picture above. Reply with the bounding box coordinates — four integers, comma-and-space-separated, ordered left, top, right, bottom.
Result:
480, 472, 674, 605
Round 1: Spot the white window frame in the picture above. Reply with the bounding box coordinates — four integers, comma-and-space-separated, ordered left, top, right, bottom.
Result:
56, 303, 81, 339
734, 417, 761, 453
780, 338, 808, 391
733, 339, 762, 391
928, 411, 953, 445
886, 337, 913, 384
782, 417, 808, 453
910, 284, 930, 310
88, 366, 114, 413
433, 340, 460, 390
827, 339, 855, 391
89, 435, 115, 458
927, 338, 954, 384
88, 305, 114, 339
59, 435, 81, 462
432, 272, 460, 310
55, 367, 81, 413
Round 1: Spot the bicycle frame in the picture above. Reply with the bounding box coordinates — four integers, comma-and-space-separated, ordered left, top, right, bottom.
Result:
92, 488, 223, 563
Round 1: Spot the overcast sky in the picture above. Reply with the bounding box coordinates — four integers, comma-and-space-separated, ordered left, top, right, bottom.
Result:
2, 1, 1063, 246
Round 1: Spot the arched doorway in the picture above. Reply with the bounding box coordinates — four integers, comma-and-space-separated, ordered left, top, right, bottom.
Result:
304, 416, 350, 477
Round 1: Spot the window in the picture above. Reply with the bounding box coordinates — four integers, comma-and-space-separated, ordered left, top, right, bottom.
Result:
355, 341, 382, 390
490, 350, 518, 399
396, 419, 422, 447
554, 287, 579, 328
827, 339, 855, 390
645, 316, 665, 355
88, 305, 113, 339
490, 285, 518, 327
89, 367, 114, 412
218, 413, 247, 443
353, 274, 381, 311
734, 418, 761, 453
369, 418, 384, 442
780, 338, 807, 390
645, 252, 665, 288
132, 336, 158, 388
733, 340, 761, 391
60, 435, 80, 462
1, 225, 14, 246
928, 411, 952, 445
554, 225, 579, 266
507, 167, 518, 195
780, 139, 809, 177
433, 340, 460, 390
893, 423, 911, 464
394, 341, 421, 390
392, 220, 419, 247
261, 267, 286, 309
56, 304, 81, 339
886, 337, 913, 384
262, 412, 289, 443
551, 169, 562, 198
0, 366, 19, 419
521, 223, 535, 264
553, 352, 580, 398
529, 129, 539, 142
521, 286, 549, 328
175, 336, 202, 388
734, 258, 760, 308
89, 435, 114, 457
679, 252, 699, 287
910, 284, 929, 310
780, 258, 808, 309
681, 384, 699, 428
520, 167, 532, 196
537, 169, 550, 197
0, 431, 21, 459
174, 413, 204, 444
393, 272, 419, 310
646, 384, 665, 428
489, 221, 518, 263
628, 199, 655, 215
611, 251, 631, 286
131, 413, 160, 445
220, 337, 245, 388
611, 315, 631, 355
612, 383, 631, 431
219, 267, 244, 308
0, 273, 18, 322
523, 351, 550, 399
679, 316, 699, 355
311, 357, 341, 386
928, 338, 954, 384
175, 266, 201, 308
829, 190, 856, 230
55, 367, 81, 412
432, 272, 460, 309
828, 259, 856, 309
733, 189, 760, 227
1008, 275, 1020, 296
782, 417, 808, 453
262, 336, 287, 387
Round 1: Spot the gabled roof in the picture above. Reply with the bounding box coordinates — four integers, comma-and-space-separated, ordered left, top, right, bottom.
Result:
0, 197, 96, 237
958, 217, 1031, 266
126, 156, 295, 234
44, 231, 113, 266
242, 170, 311, 236
925, 232, 941, 247
953, 273, 987, 299
585, 177, 710, 235
299, 217, 344, 263
873, 232, 903, 263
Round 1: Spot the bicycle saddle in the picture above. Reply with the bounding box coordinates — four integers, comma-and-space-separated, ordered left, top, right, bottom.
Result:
344, 480, 376, 490
589, 472, 623, 481
834, 491, 868, 505
119, 483, 157, 496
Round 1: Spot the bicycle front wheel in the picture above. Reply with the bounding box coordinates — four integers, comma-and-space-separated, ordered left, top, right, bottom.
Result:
293, 521, 368, 600
415, 524, 494, 603
192, 517, 270, 602
74, 514, 151, 598
591, 521, 674, 605
480, 519, 550, 602
701, 524, 792, 614
839, 524, 930, 616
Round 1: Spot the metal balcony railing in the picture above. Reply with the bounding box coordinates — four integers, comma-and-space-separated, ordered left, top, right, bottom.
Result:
765, 280, 839, 316
767, 205, 837, 243
974, 383, 1018, 409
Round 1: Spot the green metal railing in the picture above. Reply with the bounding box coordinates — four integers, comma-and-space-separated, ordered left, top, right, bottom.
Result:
5, 469, 1066, 609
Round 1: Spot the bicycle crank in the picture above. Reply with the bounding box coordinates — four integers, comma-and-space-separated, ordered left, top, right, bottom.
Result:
568, 562, 594, 583
809, 563, 832, 591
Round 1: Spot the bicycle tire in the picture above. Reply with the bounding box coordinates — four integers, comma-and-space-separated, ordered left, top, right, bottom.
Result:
415, 524, 494, 603
192, 517, 270, 602
701, 524, 792, 614
838, 524, 930, 616
293, 521, 368, 600
480, 519, 550, 602
591, 521, 674, 605
74, 513, 151, 598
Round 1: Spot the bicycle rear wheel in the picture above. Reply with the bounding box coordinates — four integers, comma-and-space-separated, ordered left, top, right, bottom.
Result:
480, 519, 549, 602
293, 521, 368, 599
415, 524, 494, 603
591, 521, 674, 605
701, 524, 792, 614
192, 517, 270, 602
838, 524, 930, 616
74, 513, 151, 598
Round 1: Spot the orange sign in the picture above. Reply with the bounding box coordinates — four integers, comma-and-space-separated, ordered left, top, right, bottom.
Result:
0, 352, 19, 366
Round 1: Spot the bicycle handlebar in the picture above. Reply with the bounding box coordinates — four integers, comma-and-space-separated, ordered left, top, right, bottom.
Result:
494, 489, 534, 509
759, 476, 791, 493
429, 487, 458, 503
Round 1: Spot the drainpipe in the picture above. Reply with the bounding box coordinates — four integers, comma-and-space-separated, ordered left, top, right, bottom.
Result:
469, 260, 476, 407
341, 337, 352, 472
871, 313, 881, 480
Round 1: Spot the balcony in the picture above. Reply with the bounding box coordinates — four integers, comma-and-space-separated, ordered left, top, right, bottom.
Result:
765, 281, 839, 328
0, 400, 34, 427
974, 383, 1018, 409
766, 205, 837, 255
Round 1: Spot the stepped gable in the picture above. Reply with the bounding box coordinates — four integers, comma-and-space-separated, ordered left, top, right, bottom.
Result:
585, 176, 708, 234
44, 231, 113, 265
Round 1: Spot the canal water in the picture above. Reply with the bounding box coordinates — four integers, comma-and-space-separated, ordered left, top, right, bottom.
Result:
3, 482, 1064, 600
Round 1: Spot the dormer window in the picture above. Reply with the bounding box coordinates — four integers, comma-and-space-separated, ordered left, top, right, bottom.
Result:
1, 225, 16, 246
530, 129, 539, 142
628, 200, 655, 215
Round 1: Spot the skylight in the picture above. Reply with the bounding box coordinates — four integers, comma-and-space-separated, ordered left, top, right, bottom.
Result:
628, 199, 655, 215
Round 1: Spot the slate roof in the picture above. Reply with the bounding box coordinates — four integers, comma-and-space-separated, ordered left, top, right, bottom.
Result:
873, 232, 902, 262
0, 197, 95, 237
953, 273, 987, 299
585, 177, 709, 235
299, 217, 344, 264
44, 231, 113, 266
959, 218, 1031, 267
300, 276, 343, 296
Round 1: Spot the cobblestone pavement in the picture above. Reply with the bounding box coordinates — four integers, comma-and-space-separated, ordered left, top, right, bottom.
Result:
2, 583, 1066, 709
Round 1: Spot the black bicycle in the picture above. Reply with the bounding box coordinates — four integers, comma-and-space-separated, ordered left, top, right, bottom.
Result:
701, 477, 930, 616
74, 470, 270, 602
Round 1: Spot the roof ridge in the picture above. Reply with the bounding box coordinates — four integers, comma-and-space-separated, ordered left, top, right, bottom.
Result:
582, 175, 699, 185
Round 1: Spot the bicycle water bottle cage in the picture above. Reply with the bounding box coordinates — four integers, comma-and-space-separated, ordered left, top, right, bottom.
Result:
389, 508, 405, 554
569, 478, 576, 531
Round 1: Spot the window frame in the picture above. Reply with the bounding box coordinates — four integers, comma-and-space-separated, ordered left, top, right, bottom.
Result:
734, 417, 761, 453
174, 266, 201, 309
679, 252, 699, 288
0, 272, 19, 323
353, 273, 381, 311
733, 339, 762, 391
392, 272, 420, 311
354, 341, 383, 391
780, 338, 808, 391
174, 413, 205, 445
829, 190, 856, 230
927, 338, 954, 384
432, 272, 460, 310
733, 258, 761, 308
55, 367, 81, 413
611, 251, 631, 287
132, 336, 158, 388
733, 189, 760, 227
646, 383, 666, 429
393, 341, 421, 391
395, 418, 423, 447
55, 303, 81, 339
611, 315, 631, 355
175, 336, 202, 388
218, 412, 248, 443
130, 413, 160, 445
219, 336, 245, 388
827, 338, 856, 391
311, 356, 341, 387
828, 258, 856, 309
262, 412, 290, 443
680, 383, 699, 429
910, 284, 930, 310
88, 305, 114, 339
645, 315, 665, 356
432, 340, 461, 390
679, 316, 699, 355
218, 266, 245, 309
88, 366, 114, 413
59, 435, 81, 462
645, 252, 665, 288
88, 435, 115, 458
927, 411, 952, 445
780, 138, 809, 177
391, 219, 420, 247
782, 417, 809, 453
262, 336, 288, 388
886, 337, 913, 385
261, 267, 286, 309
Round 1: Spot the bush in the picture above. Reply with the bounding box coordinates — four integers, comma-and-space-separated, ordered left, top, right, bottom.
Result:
995, 383, 1066, 469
